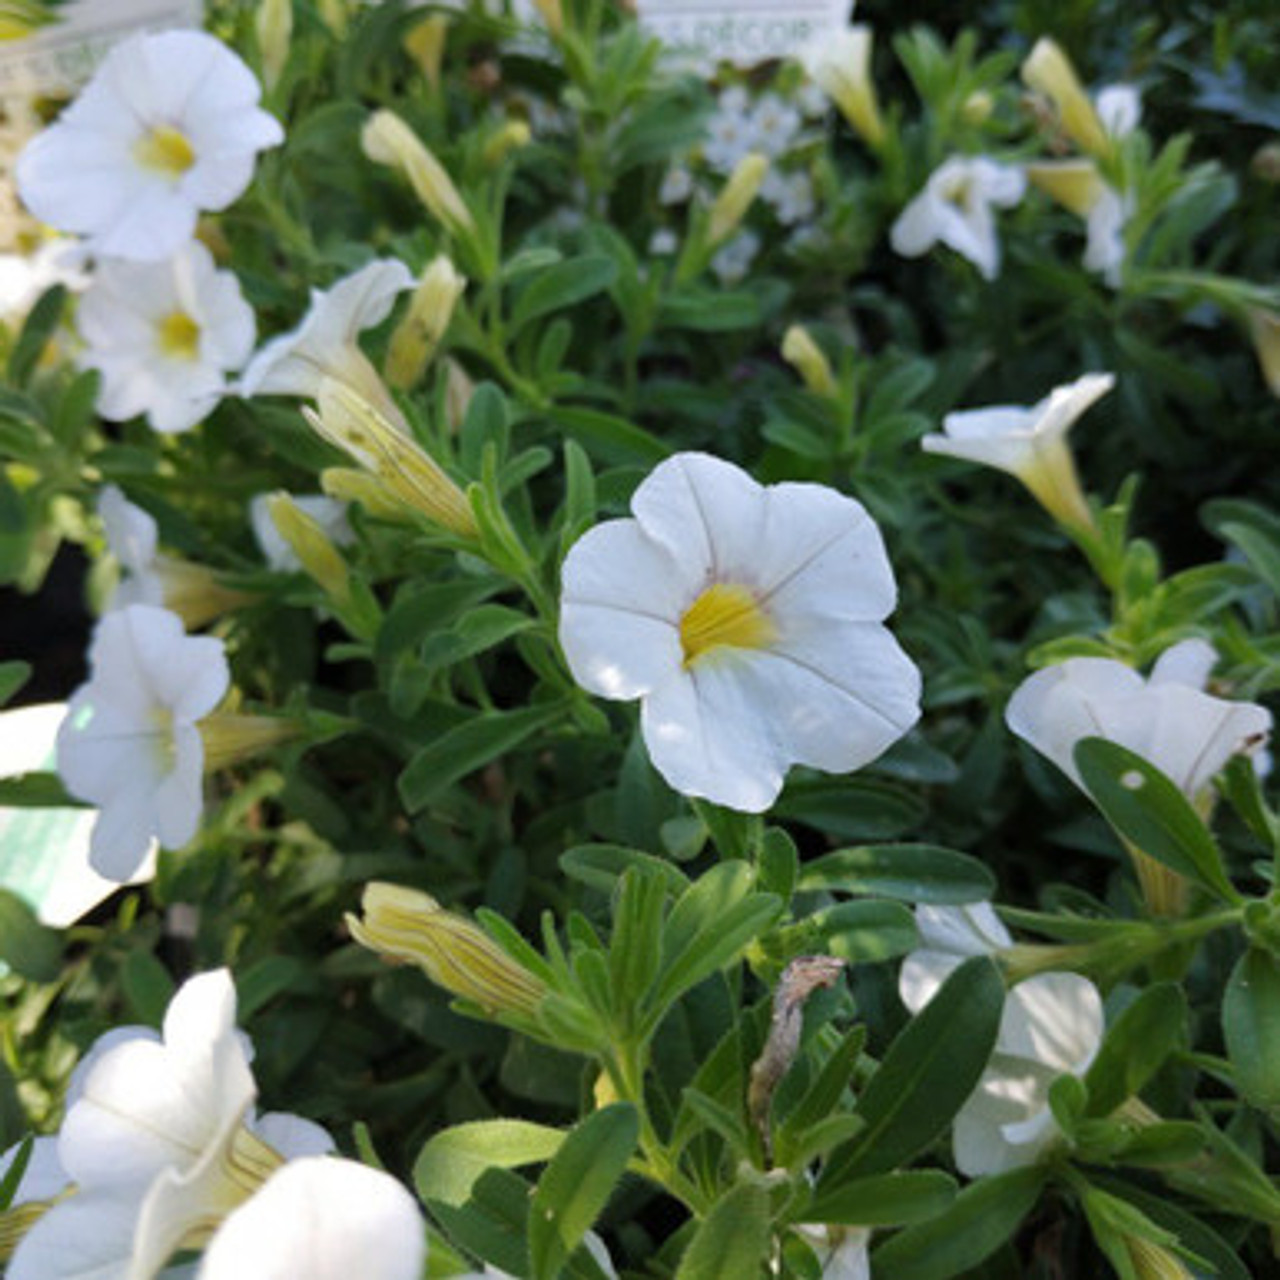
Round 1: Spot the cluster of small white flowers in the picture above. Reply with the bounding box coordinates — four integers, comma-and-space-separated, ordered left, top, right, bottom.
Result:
2, 971, 424, 1280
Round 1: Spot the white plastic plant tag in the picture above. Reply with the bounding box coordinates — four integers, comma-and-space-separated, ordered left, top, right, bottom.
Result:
0, 0, 204, 100
635, 0, 854, 66
0, 702, 155, 928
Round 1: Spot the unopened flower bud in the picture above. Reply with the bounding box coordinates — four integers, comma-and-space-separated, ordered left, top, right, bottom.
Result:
531, 0, 563, 37
708, 152, 767, 247
385, 257, 466, 390
151, 559, 254, 630
255, 0, 292, 91
347, 882, 546, 1017
265, 492, 352, 605
404, 13, 448, 88
1022, 38, 1108, 156
320, 468, 414, 523
1026, 158, 1106, 217
200, 711, 302, 772
1249, 308, 1280, 398
483, 119, 531, 168
961, 89, 994, 126
362, 109, 475, 236
316, 0, 348, 37
804, 26, 885, 148
305, 377, 477, 537
442, 358, 474, 433
781, 325, 837, 399
1251, 141, 1280, 183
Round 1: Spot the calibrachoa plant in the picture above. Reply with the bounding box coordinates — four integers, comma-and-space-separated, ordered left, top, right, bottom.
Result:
0, 1, 1278, 1278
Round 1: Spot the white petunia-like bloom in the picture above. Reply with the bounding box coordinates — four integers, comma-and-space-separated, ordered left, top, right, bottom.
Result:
7, 971, 334, 1280
78, 241, 256, 434
793, 1225, 871, 1279
0, 238, 88, 330
921, 372, 1114, 534
801, 25, 884, 149
890, 156, 1026, 281
56, 605, 229, 881
1025, 159, 1132, 288
559, 452, 921, 812
16, 30, 283, 262
899, 903, 1105, 1177
197, 1156, 424, 1280
239, 259, 414, 420
249, 493, 353, 572
1005, 640, 1272, 802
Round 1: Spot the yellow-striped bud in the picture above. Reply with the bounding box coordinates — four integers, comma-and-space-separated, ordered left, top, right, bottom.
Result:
316, 0, 348, 38
1026, 158, 1106, 217
483, 120, 531, 169
152, 559, 254, 630
1022, 38, 1108, 156
385, 257, 466, 391
806, 26, 885, 149
404, 13, 448, 88
1249, 308, 1280, 398
1125, 1237, 1193, 1280
304, 377, 477, 538
960, 90, 994, 126
255, 0, 292, 91
347, 882, 546, 1017
362, 109, 475, 236
200, 712, 302, 772
442, 358, 474, 433
265, 492, 351, 604
530, 0, 563, 37
707, 152, 768, 247
321, 468, 414, 523
781, 325, 837, 399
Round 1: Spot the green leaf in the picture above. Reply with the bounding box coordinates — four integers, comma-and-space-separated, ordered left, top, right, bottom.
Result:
0, 1135, 33, 1210
675, 1181, 772, 1280
511, 255, 618, 331
805, 1170, 957, 1227
1223, 948, 1280, 1116
551, 406, 668, 466
428, 1167, 533, 1277
0, 889, 61, 982
1084, 982, 1187, 1116
0, 771, 82, 807
0, 661, 30, 708
414, 1119, 565, 1206
822, 957, 1004, 1181
661, 287, 761, 331
398, 703, 564, 811
236, 956, 307, 1021
798, 844, 996, 904
870, 1166, 1047, 1280
560, 843, 690, 895
776, 779, 925, 841
121, 951, 176, 1026
1074, 738, 1240, 904
528, 1104, 638, 1280
789, 900, 918, 964
7, 284, 66, 386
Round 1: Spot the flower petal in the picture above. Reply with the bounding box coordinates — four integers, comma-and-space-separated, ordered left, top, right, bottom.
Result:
1001, 972, 1103, 1071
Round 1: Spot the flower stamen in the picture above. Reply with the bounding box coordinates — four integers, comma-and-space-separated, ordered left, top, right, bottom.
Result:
156, 311, 201, 361
679, 583, 777, 668
134, 124, 197, 177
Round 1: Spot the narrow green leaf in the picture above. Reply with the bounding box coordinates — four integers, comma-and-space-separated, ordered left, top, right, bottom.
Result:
121, 951, 176, 1026
552, 406, 669, 466
399, 703, 563, 811
0, 660, 30, 707
414, 1119, 565, 1206
870, 1166, 1047, 1280
798, 844, 996, 904
823, 957, 1004, 1180
0, 771, 82, 808
560, 843, 690, 895
528, 1103, 638, 1280
675, 1181, 772, 1280
1074, 738, 1240, 903
1223, 948, 1280, 1115
236, 955, 307, 1021
7, 284, 66, 385
512, 255, 617, 330
0, 889, 61, 982
1084, 982, 1187, 1116
789, 900, 918, 964
805, 1170, 957, 1227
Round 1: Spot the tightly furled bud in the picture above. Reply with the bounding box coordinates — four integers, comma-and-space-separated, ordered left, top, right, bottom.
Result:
781, 325, 837, 399
804, 26, 886, 148
347, 882, 546, 1017
1022, 38, 1108, 156
265, 493, 352, 604
1249, 308, 1280, 398
385, 257, 466, 390
255, 0, 292, 91
200, 712, 303, 772
707, 153, 768, 247
362, 110, 475, 236
404, 13, 448, 87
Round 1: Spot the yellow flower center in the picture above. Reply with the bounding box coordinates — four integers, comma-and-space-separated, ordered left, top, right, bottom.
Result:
156, 311, 201, 361
679, 583, 777, 668
150, 706, 178, 772
134, 124, 197, 177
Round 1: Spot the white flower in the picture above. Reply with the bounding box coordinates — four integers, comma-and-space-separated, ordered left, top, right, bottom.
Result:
793, 1225, 870, 1280
921, 372, 1113, 533
196, 1156, 423, 1280
801, 25, 884, 148
239, 259, 414, 417
899, 904, 1104, 1177
56, 605, 229, 880
77, 241, 255, 434
250, 493, 353, 572
8, 971, 333, 1280
748, 94, 801, 158
659, 166, 695, 206
710, 229, 761, 285
761, 170, 816, 226
1026, 160, 1132, 288
1005, 641, 1272, 801
0, 239, 88, 329
648, 229, 679, 257
558, 452, 921, 812
0, 1136, 67, 1207
703, 95, 756, 175
890, 156, 1026, 281
16, 30, 283, 262
1095, 85, 1141, 138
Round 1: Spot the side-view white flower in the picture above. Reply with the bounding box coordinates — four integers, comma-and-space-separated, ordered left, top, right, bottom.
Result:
196, 1156, 425, 1280
558, 452, 921, 812
801, 25, 885, 149
921, 372, 1114, 534
1026, 159, 1133, 288
1005, 641, 1273, 802
890, 156, 1026, 281
78, 241, 256, 434
899, 903, 1105, 1177
56, 604, 229, 881
16, 30, 283, 261
239, 259, 415, 419
793, 1224, 871, 1279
